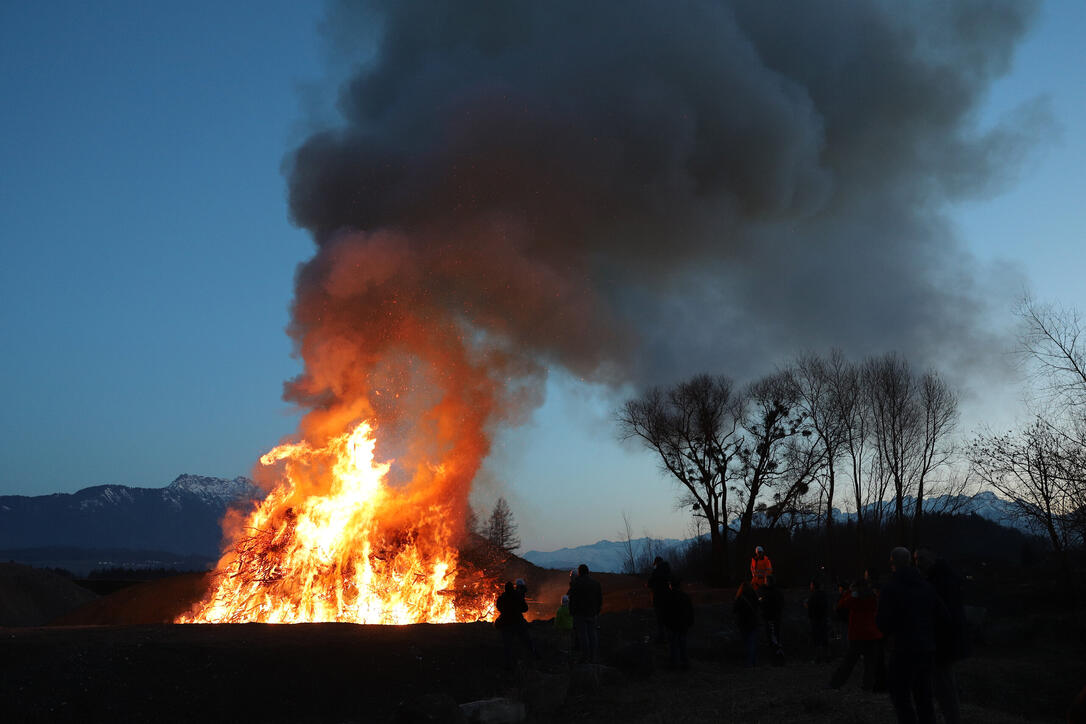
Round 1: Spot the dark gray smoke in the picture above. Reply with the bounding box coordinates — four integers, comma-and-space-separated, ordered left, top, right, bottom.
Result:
285, 0, 1043, 398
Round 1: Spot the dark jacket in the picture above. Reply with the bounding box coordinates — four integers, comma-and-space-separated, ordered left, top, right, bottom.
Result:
663, 588, 694, 633
568, 573, 603, 617
647, 561, 672, 606
927, 559, 970, 662
733, 587, 759, 633
876, 566, 948, 654
760, 585, 784, 623
495, 588, 528, 630
806, 590, 828, 622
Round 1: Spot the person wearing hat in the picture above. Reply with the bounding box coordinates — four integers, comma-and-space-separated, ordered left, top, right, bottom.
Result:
751, 545, 774, 591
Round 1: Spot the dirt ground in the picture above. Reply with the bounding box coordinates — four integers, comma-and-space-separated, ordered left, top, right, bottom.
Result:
3, 584, 1084, 723
0, 564, 98, 626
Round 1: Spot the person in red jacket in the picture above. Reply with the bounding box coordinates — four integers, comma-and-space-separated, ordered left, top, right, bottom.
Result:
750, 545, 773, 591
828, 578, 886, 691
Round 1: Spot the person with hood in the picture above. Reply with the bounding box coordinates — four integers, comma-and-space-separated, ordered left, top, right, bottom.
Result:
568, 563, 603, 663
495, 581, 532, 670
829, 578, 886, 691
663, 576, 694, 670
647, 556, 673, 643
751, 545, 773, 591
915, 548, 969, 724
733, 581, 760, 667
876, 547, 949, 724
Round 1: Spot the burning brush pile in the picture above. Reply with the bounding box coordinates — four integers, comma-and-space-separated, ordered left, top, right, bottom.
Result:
180, 423, 497, 624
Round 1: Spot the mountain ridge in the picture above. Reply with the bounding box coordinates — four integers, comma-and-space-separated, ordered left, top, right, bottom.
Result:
0, 475, 261, 558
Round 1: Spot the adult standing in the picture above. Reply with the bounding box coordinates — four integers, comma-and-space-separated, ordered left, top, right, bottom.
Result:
733, 581, 760, 667
751, 545, 773, 591
829, 579, 885, 691
915, 548, 969, 724
760, 574, 785, 665
876, 547, 948, 724
495, 581, 531, 670
569, 563, 603, 663
647, 556, 672, 644
805, 578, 830, 663
663, 576, 694, 670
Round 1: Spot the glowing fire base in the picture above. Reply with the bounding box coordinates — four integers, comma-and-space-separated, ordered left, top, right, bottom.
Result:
179, 423, 493, 624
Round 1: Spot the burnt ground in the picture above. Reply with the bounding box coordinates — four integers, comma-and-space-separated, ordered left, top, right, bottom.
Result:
3, 582, 1084, 724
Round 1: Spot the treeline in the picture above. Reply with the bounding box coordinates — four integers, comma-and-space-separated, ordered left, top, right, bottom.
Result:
620, 298, 1086, 590
620, 349, 961, 583
86, 566, 200, 580
660, 513, 1042, 586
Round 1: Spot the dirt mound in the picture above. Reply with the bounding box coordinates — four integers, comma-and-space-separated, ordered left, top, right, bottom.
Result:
54, 572, 210, 625
0, 563, 98, 626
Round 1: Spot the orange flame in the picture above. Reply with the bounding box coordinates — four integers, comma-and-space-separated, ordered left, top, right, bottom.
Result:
178, 422, 495, 624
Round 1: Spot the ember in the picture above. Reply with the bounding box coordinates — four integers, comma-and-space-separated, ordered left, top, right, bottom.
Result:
179, 422, 496, 624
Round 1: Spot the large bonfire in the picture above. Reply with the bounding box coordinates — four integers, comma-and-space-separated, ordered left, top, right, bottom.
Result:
175, 229, 560, 625
180, 421, 496, 624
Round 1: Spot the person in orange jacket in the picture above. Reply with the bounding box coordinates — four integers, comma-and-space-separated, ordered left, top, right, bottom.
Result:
751, 546, 773, 591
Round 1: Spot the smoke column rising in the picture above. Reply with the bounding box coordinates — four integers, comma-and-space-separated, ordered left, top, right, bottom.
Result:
279, 1, 1043, 511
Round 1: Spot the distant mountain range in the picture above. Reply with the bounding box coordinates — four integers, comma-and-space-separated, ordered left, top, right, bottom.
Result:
522, 536, 687, 574
0, 475, 261, 561
523, 490, 1030, 573
1, 477, 1035, 578
749, 490, 1026, 531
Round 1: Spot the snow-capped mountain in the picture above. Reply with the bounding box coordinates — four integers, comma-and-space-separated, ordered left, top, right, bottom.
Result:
746, 490, 1027, 532
523, 536, 685, 574
167, 474, 261, 507
0, 475, 262, 557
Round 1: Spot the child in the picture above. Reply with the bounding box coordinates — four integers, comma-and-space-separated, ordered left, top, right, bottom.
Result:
555, 594, 574, 652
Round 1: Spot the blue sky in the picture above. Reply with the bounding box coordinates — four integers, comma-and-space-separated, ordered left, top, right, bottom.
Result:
1, 1, 1083, 551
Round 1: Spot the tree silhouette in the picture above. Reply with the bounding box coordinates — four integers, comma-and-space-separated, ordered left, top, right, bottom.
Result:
485, 497, 521, 554
619, 374, 740, 583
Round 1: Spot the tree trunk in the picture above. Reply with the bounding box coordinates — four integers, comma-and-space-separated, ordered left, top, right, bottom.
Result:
736, 499, 757, 578
911, 476, 925, 551
895, 483, 907, 545
825, 463, 836, 576
708, 521, 730, 586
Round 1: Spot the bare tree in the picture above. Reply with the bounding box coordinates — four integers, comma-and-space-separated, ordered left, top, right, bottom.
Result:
795, 350, 852, 569
1007, 295, 1086, 558
971, 420, 1083, 605
732, 370, 824, 559
912, 371, 959, 548
485, 497, 521, 554
619, 512, 638, 576
825, 353, 878, 553
617, 512, 665, 577
864, 353, 921, 544
1017, 295, 1086, 413
619, 374, 740, 583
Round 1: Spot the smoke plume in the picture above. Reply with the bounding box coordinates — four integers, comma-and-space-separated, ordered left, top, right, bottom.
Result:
280, 1, 1043, 510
